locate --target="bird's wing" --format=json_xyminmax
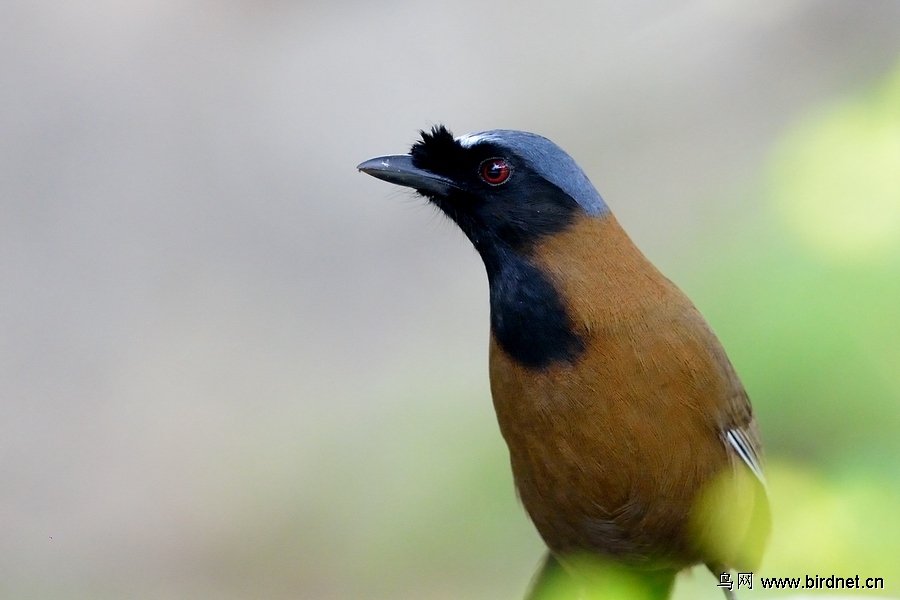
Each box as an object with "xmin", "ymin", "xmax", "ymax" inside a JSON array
[
  {"xmin": 709, "ymin": 337, "xmax": 768, "ymax": 490},
  {"xmin": 702, "ymin": 337, "xmax": 771, "ymax": 572}
]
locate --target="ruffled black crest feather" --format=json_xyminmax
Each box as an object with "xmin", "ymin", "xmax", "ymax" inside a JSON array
[{"xmin": 410, "ymin": 125, "xmax": 468, "ymax": 174}]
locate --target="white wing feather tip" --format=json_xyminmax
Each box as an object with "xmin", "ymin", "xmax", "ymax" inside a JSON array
[{"xmin": 725, "ymin": 429, "xmax": 768, "ymax": 489}]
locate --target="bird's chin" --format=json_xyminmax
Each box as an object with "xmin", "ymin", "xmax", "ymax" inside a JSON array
[{"xmin": 425, "ymin": 199, "xmax": 482, "ymax": 244}]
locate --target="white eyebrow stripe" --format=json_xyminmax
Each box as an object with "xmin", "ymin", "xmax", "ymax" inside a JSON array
[{"xmin": 456, "ymin": 132, "xmax": 500, "ymax": 148}]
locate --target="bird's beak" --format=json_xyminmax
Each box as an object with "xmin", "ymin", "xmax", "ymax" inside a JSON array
[{"xmin": 357, "ymin": 154, "xmax": 457, "ymax": 196}]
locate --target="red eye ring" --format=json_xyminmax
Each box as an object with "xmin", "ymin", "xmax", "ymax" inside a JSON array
[{"xmin": 479, "ymin": 158, "xmax": 511, "ymax": 185}]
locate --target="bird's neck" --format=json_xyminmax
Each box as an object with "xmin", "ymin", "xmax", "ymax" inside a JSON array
[
  {"xmin": 481, "ymin": 244, "xmax": 585, "ymax": 370},
  {"xmin": 529, "ymin": 213, "xmax": 680, "ymax": 327},
  {"xmin": 478, "ymin": 213, "xmax": 677, "ymax": 369}
]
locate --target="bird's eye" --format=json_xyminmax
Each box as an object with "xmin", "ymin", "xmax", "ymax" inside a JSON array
[{"xmin": 479, "ymin": 158, "xmax": 511, "ymax": 185}]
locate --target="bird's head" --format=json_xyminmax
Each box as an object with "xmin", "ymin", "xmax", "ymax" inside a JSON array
[
  {"xmin": 358, "ymin": 125, "xmax": 613, "ymax": 368},
  {"xmin": 358, "ymin": 125, "xmax": 607, "ymax": 256}
]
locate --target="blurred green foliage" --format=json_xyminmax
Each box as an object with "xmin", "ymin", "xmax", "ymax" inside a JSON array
[
  {"xmin": 679, "ymin": 58, "xmax": 900, "ymax": 595},
  {"xmin": 351, "ymin": 58, "xmax": 900, "ymax": 599}
]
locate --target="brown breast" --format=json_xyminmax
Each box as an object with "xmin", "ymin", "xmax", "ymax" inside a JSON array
[{"xmin": 488, "ymin": 214, "xmax": 740, "ymax": 568}]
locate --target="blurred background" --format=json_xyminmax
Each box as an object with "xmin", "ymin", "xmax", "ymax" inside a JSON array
[{"xmin": 2, "ymin": 1, "xmax": 899, "ymax": 598}]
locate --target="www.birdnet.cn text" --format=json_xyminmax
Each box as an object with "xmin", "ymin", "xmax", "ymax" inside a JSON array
[{"xmin": 717, "ymin": 572, "xmax": 885, "ymax": 591}]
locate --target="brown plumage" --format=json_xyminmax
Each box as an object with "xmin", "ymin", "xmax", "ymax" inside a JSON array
[
  {"xmin": 358, "ymin": 126, "xmax": 769, "ymax": 600},
  {"xmin": 492, "ymin": 214, "xmax": 767, "ymax": 597}
]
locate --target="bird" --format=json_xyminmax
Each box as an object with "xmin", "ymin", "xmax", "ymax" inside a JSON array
[{"xmin": 357, "ymin": 125, "xmax": 770, "ymax": 600}]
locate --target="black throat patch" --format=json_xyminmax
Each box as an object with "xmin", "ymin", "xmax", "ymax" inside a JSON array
[{"xmin": 485, "ymin": 248, "xmax": 585, "ymax": 370}]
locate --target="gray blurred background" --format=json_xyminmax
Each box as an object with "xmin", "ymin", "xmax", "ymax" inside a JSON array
[{"xmin": 3, "ymin": 1, "xmax": 900, "ymax": 599}]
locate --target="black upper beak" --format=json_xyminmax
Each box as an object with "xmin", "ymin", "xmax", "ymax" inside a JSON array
[{"xmin": 357, "ymin": 154, "xmax": 457, "ymax": 196}]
